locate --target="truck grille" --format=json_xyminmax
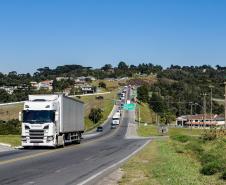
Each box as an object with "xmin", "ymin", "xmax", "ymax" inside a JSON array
[{"xmin": 29, "ymin": 130, "xmax": 44, "ymax": 143}]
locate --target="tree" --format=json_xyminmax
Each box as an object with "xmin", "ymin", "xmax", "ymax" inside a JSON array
[
  {"xmin": 99, "ymin": 81, "xmax": 106, "ymax": 89},
  {"xmin": 149, "ymin": 93, "xmax": 166, "ymax": 114},
  {"xmin": 88, "ymin": 108, "xmax": 103, "ymax": 124},
  {"xmin": 101, "ymin": 64, "xmax": 112, "ymax": 71},
  {"xmin": 118, "ymin": 61, "xmax": 128, "ymax": 70},
  {"xmin": 137, "ymin": 85, "xmax": 149, "ymax": 102}
]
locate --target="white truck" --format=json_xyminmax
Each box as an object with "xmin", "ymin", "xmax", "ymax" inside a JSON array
[
  {"xmin": 112, "ymin": 112, "xmax": 121, "ymax": 126},
  {"xmin": 19, "ymin": 94, "xmax": 84, "ymax": 148}
]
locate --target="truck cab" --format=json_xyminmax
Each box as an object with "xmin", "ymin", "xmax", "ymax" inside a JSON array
[
  {"xmin": 112, "ymin": 112, "xmax": 120, "ymax": 126},
  {"xmin": 20, "ymin": 96, "xmax": 60, "ymax": 147},
  {"xmin": 20, "ymin": 95, "xmax": 84, "ymax": 148}
]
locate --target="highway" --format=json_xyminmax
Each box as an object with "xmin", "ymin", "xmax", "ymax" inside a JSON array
[{"xmin": 0, "ymin": 111, "xmax": 149, "ymax": 185}]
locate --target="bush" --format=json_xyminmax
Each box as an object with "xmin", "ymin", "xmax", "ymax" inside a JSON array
[
  {"xmin": 88, "ymin": 108, "xmax": 103, "ymax": 124},
  {"xmin": 201, "ymin": 129, "xmax": 217, "ymax": 141},
  {"xmin": 185, "ymin": 141, "xmax": 204, "ymax": 155},
  {"xmin": 98, "ymin": 82, "xmax": 106, "ymax": 89},
  {"xmin": 200, "ymin": 153, "xmax": 216, "ymax": 165},
  {"xmin": 171, "ymin": 134, "xmax": 191, "ymax": 143},
  {"xmin": 221, "ymin": 169, "xmax": 226, "ymax": 180},
  {"xmin": 200, "ymin": 161, "xmax": 222, "ymax": 175},
  {"xmin": 0, "ymin": 119, "xmax": 21, "ymax": 135}
]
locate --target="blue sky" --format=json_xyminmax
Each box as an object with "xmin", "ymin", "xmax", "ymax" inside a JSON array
[{"xmin": 0, "ymin": 0, "xmax": 226, "ymax": 73}]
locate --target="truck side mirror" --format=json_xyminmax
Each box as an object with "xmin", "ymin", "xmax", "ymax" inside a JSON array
[
  {"xmin": 19, "ymin": 112, "xmax": 22, "ymax": 122},
  {"xmin": 55, "ymin": 111, "xmax": 59, "ymax": 122}
]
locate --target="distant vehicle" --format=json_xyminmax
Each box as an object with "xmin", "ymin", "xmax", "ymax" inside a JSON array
[
  {"xmin": 116, "ymin": 109, "xmax": 121, "ymax": 116},
  {"xmin": 126, "ymin": 100, "xmax": 131, "ymax": 104},
  {"xmin": 96, "ymin": 126, "xmax": 103, "ymax": 132},
  {"xmin": 112, "ymin": 112, "xmax": 121, "ymax": 125},
  {"xmin": 121, "ymin": 103, "xmax": 124, "ymax": 108},
  {"xmin": 111, "ymin": 123, "xmax": 117, "ymax": 129},
  {"xmin": 20, "ymin": 94, "xmax": 84, "ymax": 148},
  {"xmin": 120, "ymin": 96, "xmax": 125, "ymax": 101}
]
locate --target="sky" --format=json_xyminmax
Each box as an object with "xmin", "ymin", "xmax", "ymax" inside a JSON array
[{"xmin": 0, "ymin": 0, "xmax": 226, "ymax": 73}]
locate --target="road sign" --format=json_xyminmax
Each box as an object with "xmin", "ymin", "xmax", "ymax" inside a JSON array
[{"xmin": 123, "ymin": 103, "xmax": 136, "ymax": 111}]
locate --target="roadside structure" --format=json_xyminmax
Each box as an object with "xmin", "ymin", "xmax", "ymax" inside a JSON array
[{"xmin": 176, "ymin": 114, "xmax": 225, "ymax": 127}]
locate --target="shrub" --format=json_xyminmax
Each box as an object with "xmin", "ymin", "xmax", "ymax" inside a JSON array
[
  {"xmin": 201, "ymin": 129, "xmax": 217, "ymax": 141},
  {"xmin": 221, "ymin": 169, "xmax": 226, "ymax": 180},
  {"xmin": 185, "ymin": 141, "xmax": 203, "ymax": 155},
  {"xmin": 88, "ymin": 108, "xmax": 103, "ymax": 124},
  {"xmin": 171, "ymin": 134, "xmax": 191, "ymax": 143},
  {"xmin": 0, "ymin": 119, "xmax": 21, "ymax": 135},
  {"xmin": 98, "ymin": 82, "xmax": 106, "ymax": 89},
  {"xmin": 200, "ymin": 153, "xmax": 216, "ymax": 165},
  {"xmin": 200, "ymin": 161, "xmax": 222, "ymax": 175}
]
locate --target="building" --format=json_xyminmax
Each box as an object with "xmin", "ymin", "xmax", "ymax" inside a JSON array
[
  {"xmin": 176, "ymin": 114, "xmax": 225, "ymax": 127},
  {"xmin": 0, "ymin": 86, "xmax": 18, "ymax": 94},
  {"xmin": 38, "ymin": 80, "xmax": 53, "ymax": 90},
  {"xmin": 30, "ymin": 81, "xmax": 38, "ymax": 89},
  {"xmin": 81, "ymin": 86, "xmax": 96, "ymax": 94},
  {"xmin": 75, "ymin": 76, "xmax": 96, "ymax": 83},
  {"xmin": 56, "ymin": 77, "xmax": 73, "ymax": 81}
]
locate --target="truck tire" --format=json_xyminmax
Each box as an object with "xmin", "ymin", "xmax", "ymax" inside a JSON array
[{"xmin": 75, "ymin": 134, "xmax": 81, "ymax": 144}]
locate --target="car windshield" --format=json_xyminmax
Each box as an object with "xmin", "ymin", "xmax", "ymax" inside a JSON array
[
  {"xmin": 112, "ymin": 118, "xmax": 119, "ymax": 120},
  {"xmin": 23, "ymin": 110, "xmax": 55, "ymax": 123}
]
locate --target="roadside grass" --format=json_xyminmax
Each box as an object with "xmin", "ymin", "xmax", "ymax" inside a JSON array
[
  {"xmin": 120, "ymin": 139, "xmax": 225, "ymax": 185},
  {"xmin": 137, "ymin": 124, "xmax": 204, "ymax": 137},
  {"xmin": 0, "ymin": 103, "xmax": 23, "ymax": 121},
  {"xmin": 137, "ymin": 103, "xmax": 155, "ymax": 124},
  {"xmin": 92, "ymin": 79, "xmax": 124, "ymax": 91},
  {"xmin": 79, "ymin": 90, "xmax": 118, "ymax": 131},
  {"xmin": 137, "ymin": 124, "xmax": 161, "ymax": 136},
  {"xmin": 0, "ymin": 135, "xmax": 20, "ymax": 147},
  {"xmin": 124, "ymin": 125, "xmax": 226, "ymax": 184}
]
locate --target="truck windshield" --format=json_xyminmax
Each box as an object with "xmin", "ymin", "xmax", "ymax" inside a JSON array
[
  {"xmin": 23, "ymin": 110, "xmax": 55, "ymax": 123},
  {"xmin": 112, "ymin": 118, "xmax": 119, "ymax": 120}
]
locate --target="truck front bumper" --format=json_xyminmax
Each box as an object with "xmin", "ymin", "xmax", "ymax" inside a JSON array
[{"xmin": 22, "ymin": 141, "xmax": 55, "ymax": 147}]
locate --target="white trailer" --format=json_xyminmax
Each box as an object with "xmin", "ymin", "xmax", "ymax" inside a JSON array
[{"xmin": 20, "ymin": 94, "xmax": 84, "ymax": 148}]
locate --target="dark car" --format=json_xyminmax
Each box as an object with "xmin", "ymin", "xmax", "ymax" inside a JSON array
[
  {"xmin": 111, "ymin": 124, "xmax": 117, "ymax": 129},
  {"xmin": 96, "ymin": 126, "xmax": 103, "ymax": 132}
]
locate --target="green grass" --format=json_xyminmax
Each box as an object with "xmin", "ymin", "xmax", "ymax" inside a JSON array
[
  {"xmin": 120, "ymin": 140, "xmax": 225, "ymax": 185},
  {"xmin": 137, "ymin": 124, "xmax": 204, "ymax": 137},
  {"xmin": 123, "ymin": 125, "xmax": 226, "ymax": 185},
  {"xmin": 137, "ymin": 103, "xmax": 156, "ymax": 124},
  {"xmin": 79, "ymin": 90, "xmax": 118, "ymax": 131},
  {"xmin": 137, "ymin": 124, "xmax": 161, "ymax": 136},
  {"xmin": 0, "ymin": 135, "xmax": 20, "ymax": 147}
]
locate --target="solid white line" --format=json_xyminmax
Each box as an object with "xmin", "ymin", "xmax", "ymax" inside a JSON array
[{"xmin": 77, "ymin": 139, "xmax": 151, "ymax": 185}]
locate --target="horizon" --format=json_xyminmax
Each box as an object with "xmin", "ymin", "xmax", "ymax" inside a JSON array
[{"xmin": 1, "ymin": 0, "xmax": 226, "ymax": 73}]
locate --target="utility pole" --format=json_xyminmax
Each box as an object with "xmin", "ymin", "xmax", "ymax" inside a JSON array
[
  {"xmin": 189, "ymin": 102, "xmax": 193, "ymax": 129},
  {"xmin": 209, "ymin": 85, "xmax": 214, "ymax": 124},
  {"xmin": 138, "ymin": 106, "xmax": 141, "ymax": 127},
  {"xmin": 179, "ymin": 97, "xmax": 181, "ymax": 116},
  {"xmin": 202, "ymin": 93, "xmax": 207, "ymax": 128},
  {"xmin": 224, "ymin": 82, "xmax": 226, "ymax": 128}
]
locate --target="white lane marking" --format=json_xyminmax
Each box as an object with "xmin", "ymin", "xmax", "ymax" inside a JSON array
[
  {"xmin": 23, "ymin": 181, "xmax": 35, "ymax": 185},
  {"xmin": 77, "ymin": 139, "xmax": 151, "ymax": 185}
]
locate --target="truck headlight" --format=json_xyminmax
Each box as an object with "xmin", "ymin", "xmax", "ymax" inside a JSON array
[
  {"xmin": 21, "ymin": 136, "xmax": 27, "ymax": 141},
  {"xmin": 47, "ymin": 136, "xmax": 54, "ymax": 141}
]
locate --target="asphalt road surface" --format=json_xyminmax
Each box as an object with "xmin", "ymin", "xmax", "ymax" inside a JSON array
[{"xmin": 0, "ymin": 90, "xmax": 150, "ymax": 185}]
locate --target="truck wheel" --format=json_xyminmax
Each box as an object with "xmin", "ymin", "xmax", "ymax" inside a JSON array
[
  {"xmin": 62, "ymin": 135, "xmax": 65, "ymax": 148},
  {"xmin": 75, "ymin": 134, "xmax": 81, "ymax": 144}
]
